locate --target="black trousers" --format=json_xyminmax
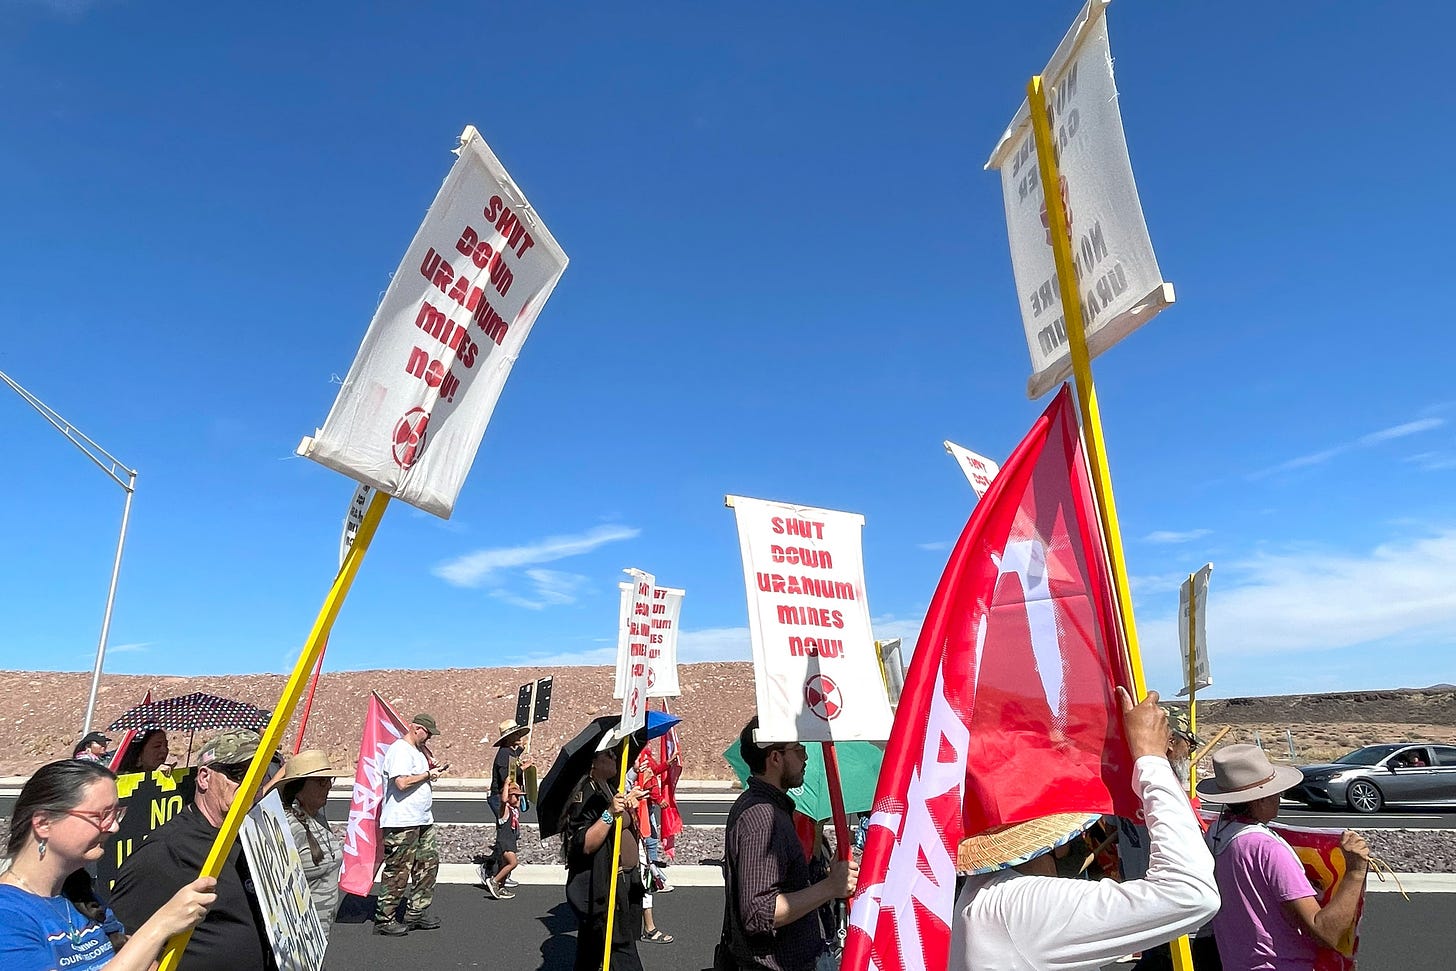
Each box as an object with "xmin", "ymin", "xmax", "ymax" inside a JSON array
[{"xmin": 572, "ymin": 872, "xmax": 643, "ymax": 971}]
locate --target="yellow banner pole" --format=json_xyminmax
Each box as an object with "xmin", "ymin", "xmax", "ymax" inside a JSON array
[
  {"xmin": 1186, "ymin": 572, "xmax": 1199, "ymax": 800},
  {"xmin": 601, "ymin": 741, "xmax": 632, "ymax": 971},
  {"xmin": 1027, "ymin": 74, "xmax": 1192, "ymax": 971},
  {"xmin": 157, "ymin": 487, "xmax": 390, "ymax": 971}
]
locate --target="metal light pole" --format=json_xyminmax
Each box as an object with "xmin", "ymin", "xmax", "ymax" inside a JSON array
[{"xmin": 0, "ymin": 370, "xmax": 138, "ymax": 735}]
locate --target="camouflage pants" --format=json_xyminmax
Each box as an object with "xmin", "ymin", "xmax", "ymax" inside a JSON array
[{"xmin": 375, "ymin": 824, "xmax": 439, "ymax": 922}]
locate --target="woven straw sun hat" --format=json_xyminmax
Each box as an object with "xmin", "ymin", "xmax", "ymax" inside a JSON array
[
  {"xmin": 956, "ymin": 812, "xmax": 1102, "ymax": 876},
  {"xmin": 494, "ymin": 720, "xmax": 530, "ymax": 747},
  {"xmin": 280, "ymin": 749, "xmax": 339, "ymax": 782},
  {"xmin": 1196, "ymin": 743, "xmax": 1303, "ymax": 803}
]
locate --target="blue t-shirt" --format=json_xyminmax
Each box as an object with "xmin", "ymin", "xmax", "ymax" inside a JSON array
[{"xmin": 0, "ymin": 884, "xmax": 118, "ymax": 970}]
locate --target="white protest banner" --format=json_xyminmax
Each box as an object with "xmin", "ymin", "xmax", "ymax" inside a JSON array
[
  {"xmin": 943, "ymin": 440, "xmax": 1001, "ymax": 499},
  {"xmin": 619, "ymin": 569, "xmax": 656, "ymax": 733},
  {"xmin": 298, "ymin": 126, "xmax": 568, "ymax": 518},
  {"xmin": 727, "ymin": 495, "xmax": 893, "ymax": 743},
  {"xmin": 614, "ymin": 582, "xmax": 684, "ymax": 699},
  {"xmin": 240, "ymin": 791, "xmax": 328, "ymax": 971},
  {"xmin": 339, "ymin": 482, "xmax": 373, "ymax": 568},
  {"xmin": 986, "ymin": 0, "xmax": 1174, "ymax": 399},
  {"xmin": 1178, "ymin": 563, "xmax": 1213, "ymax": 697}
]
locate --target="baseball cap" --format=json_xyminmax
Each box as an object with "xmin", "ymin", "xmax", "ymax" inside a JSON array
[
  {"xmin": 412, "ymin": 713, "xmax": 439, "ymax": 736},
  {"xmin": 1161, "ymin": 704, "xmax": 1203, "ymax": 748},
  {"xmin": 198, "ymin": 730, "xmax": 262, "ymax": 766}
]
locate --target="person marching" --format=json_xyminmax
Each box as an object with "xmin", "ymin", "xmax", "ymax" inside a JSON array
[
  {"xmin": 483, "ymin": 781, "xmax": 523, "ymax": 900},
  {"xmin": 564, "ymin": 741, "xmax": 648, "ymax": 971},
  {"xmin": 276, "ymin": 750, "xmax": 345, "ymax": 943},
  {"xmin": 374, "ymin": 713, "xmax": 446, "ymax": 936}
]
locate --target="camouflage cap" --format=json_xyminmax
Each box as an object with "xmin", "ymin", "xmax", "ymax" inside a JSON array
[
  {"xmin": 412, "ymin": 713, "xmax": 439, "ymax": 736},
  {"xmin": 198, "ymin": 729, "xmax": 262, "ymax": 766},
  {"xmin": 1161, "ymin": 704, "xmax": 1202, "ymax": 748}
]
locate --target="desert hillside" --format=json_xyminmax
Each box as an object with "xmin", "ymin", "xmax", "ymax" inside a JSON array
[{"xmin": 2, "ymin": 665, "xmax": 1453, "ymax": 779}]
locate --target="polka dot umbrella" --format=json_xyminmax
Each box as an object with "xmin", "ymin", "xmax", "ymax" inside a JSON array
[{"xmin": 107, "ymin": 691, "xmax": 272, "ymax": 733}]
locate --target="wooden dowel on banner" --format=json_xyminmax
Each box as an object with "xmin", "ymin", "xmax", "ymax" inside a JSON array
[
  {"xmin": 821, "ymin": 741, "xmax": 852, "ymax": 862},
  {"xmin": 157, "ymin": 488, "xmax": 391, "ymax": 971},
  {"xmin": 602, "ymin": 741, "xmax": 632, "ymax": 971},
  {"xmin": 1027, "ymin": 74, "xmax": 1191, "ymax": 971},
  {"xmin": 292, "ymin": 638, "xmax": 328, "ymax": 755}
]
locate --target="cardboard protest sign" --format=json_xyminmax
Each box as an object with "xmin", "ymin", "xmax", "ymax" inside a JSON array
[
  {"xmin": 986, "ymin": 0, "xmax": 1174, "ymax": 399},
  {"xmin": 298, "ymin": 126, "xmax": 568, "ymax": 518},
  {"xmin": 1178, "ymin": 563, "xmax": 1213, "ymax": 697},
  {"xmin": 339, "ymin": 692, "xmax": 408, "ymax": 896},
  {"xmin": 943, "ymin": 440, "xmax": 1001, "ymax": 499},
  {"xmin": 618, "ymin": 570, "xmax": 656, "ymax": 733},
  {"xmin": 614, "ymin": 582, "xmax": 684, "ymax": 698},
  {"xmin": 97, "ymin": 768, "xmax": 195, "ymax": 892},
  {"xmin": 728, "ymin": 495, "xmax": 893, "ymax": 743},
  {"xmin": 240, "ymin": 790, "xmax": 328, "ymax": 971}
]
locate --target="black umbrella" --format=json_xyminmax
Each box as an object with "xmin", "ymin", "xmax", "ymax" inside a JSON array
[
  {"xmin": 107, "ymin": 692, "xmax": 271, "ymax": 733},
  {"xmin": 537, "ymin": 715, "xmax": 653, "ymax": 839}
]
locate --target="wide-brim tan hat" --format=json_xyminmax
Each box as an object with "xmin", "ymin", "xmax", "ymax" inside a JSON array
[
  {"xmin": 494, "ymin": 721, "xmax": 530, "ymax": 747},
  {"xmin": 957, "ymin": 812, "xmax": 1101, "ymax": 876},
  {"xmin": 1196, "ymin": 743, "xmax": 1303, "ymax": 803},
  {"xmin": 280, "ymin": 749, "xmax": 339, "ymax": 782}
]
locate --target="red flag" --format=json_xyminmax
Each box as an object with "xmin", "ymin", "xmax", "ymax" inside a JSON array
[
  {"xmin": 339, "ymin": 692, "xmax": 408, "ymax": 896},
  {"xmin": 107, "ymin": 690, "xmax": 153, "ymax": 772},
  {"xmin": 843, "ymin": 385, "xmax": 1135, "ymax": 971}
]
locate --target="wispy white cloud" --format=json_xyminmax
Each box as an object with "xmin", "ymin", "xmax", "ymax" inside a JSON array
[
  {"xmin": 917, "ymin": 541, "xmax": 951, "ymax": 551},
  {"xmin": 1143, "ymin": 529, "xmax": 1212, "ymax": 545},
  {"xmin": 107, "ymin": 642, "xmax": 151, "ymax": 654},
  {"xmin": 1405, "ymin": 450, "xmax": 1456, "ymax": 472},
  {"xmin": 1136, "ymin": 529, "xmax": 1456, "ymax": 678},
  {"xmin": 489, "ymin": 569, "xmax": 590, "ymax": 610},
  {"xmin": 504, "ymin": 644, "xmax": 620, "ymax": 666},
  {"xmin": 1248, "ymin": 416, "xmax": 1446, "ymax": 480},
  {"xmin": 433, "ymin": 524, "xmax": 639, "ymax": 589}
]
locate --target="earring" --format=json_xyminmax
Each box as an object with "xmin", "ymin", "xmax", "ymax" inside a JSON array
[{"xmin": 37, "ymin": 839, "xmax": 47, "ymax": 861}]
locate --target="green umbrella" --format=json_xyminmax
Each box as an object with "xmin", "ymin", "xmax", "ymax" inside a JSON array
[{"xmin": 722, "ymin": 738, "xmax": 884, "ymax": 822}]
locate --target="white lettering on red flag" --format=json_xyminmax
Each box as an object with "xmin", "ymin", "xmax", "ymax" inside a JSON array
[
  {"xmin": 618, "ymin": 569, "xmax": 656, "ymax": 734},
  {"xmin": 728, "ymin": 497, "xmax": 892, "ymax": 743},
  {"xmin": 339, "ymin": 693, "xmax": 407, "ymax": 896},
  {"xmin": 614, "ymin": 582, "xmax": 684, "ymax": 699},
  {"xmin": 298, "ymin": 125, "xmax": 568, "ymax": 518},
  {"xmin": 843, "ymin": 385, "xmax": 1135, "ymax": 971}
]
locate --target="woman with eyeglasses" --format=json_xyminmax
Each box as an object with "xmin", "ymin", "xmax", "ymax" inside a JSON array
[{"xmin": 0, "ymin": 759, "xmax": 215, "ymax": 971}]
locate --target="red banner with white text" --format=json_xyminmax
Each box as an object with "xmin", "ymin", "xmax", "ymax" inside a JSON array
[
  {"xmin": 339, "ymin": 693, "xmax": 409, "ymax": 896},
  {"xmin": 843, "ymin": 385, "xmax": 1134, "ymax": 971}
]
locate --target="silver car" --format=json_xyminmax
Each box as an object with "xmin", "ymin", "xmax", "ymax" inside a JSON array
[{"xmin": 1290, "ymin": 743, "xmax": 1456, "ymax": 813}]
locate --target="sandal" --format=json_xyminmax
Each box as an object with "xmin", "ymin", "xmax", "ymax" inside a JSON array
[{"xmin": 642, "ymin": 929, "xmax": 674, "ymax": 944}]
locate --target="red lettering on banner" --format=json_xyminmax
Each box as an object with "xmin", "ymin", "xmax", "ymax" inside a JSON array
[
  {"xmin": 470, "ymin": 295, "xmax": 509, "ymax": 347},
  {"xmin": 414, "ymin": 302, "xmax": 479, "ymax": 370},
  {"xmin": 770, "ymin": 517, "xmax": 826, "ymax": 539},
  {"xmin": 483, "ymin": 195, "xmax": 537, "ymax": 259},
  {"xmin": 755, "ymin": 573, "xmax": 858, "ymax": 600},
  {"xmin": 770, "ymin": 545, "xmax": 833, "ymax": 569},
  {"xmin": 404, "ymin": 346, "xmax": 462, "ymax": 402},
  {"xmin": 788, "ymin": 636, "xmax": 843, "ymax": 658},
  {"xmin": 775, "ymin": 604, "xmax": 845, "ymax": 628}
]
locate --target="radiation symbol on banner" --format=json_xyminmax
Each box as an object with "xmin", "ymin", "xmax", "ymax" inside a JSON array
[
  {"xmin": 804, "ymin": 674, "xmax": 842, "ymax": 721},
  {"xmin": 647, "ymin": 666, "xmax": 656, "ymax": 690},
  {"xmin": 1040, "ymin": 174, "xmax": 1073, "ymax": 246},
  {"xmin": 392, "ymin": 408, "xmax": 430, "ymax": 469}
]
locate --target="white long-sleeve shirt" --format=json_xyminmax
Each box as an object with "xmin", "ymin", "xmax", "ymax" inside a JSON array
[{"xmin": 950, "ymin": 756, "xmax": 1219, "ymax": 971}]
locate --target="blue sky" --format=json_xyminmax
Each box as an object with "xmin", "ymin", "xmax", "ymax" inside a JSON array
[{"xmin": 2, "ymin": 1, "xmax": 1454, "ymax": 699}]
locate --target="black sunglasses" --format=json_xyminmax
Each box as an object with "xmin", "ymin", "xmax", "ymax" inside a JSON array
[{"xmin": 211, "ymin": 762, "xmax": 251, "ymax": 783}]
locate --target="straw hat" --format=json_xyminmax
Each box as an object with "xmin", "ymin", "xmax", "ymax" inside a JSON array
[
  {"xmin": 1196, "ymin": 744, "xmax": 1302, "ymax": 803},
  {"xmin": 494, "ymin": 720, "xmax": 530, "ymax": 747},
  {"xmin": 956, "ymin": 812, "xmax": 1101, "ymax": 876},
  {"xmin": 279, "ymin": 749, "xmax": 339, "ymax": 782}
]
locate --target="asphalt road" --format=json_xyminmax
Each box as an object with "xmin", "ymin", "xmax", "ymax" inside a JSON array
[{"xmin": 321, "ymin": 883, "xmax": 1446, "ymax": 971}]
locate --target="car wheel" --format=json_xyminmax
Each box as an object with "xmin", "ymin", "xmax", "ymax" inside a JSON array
[{"xmin": 1347, "ymin": 780, "xmax": 1384, "ymax": 814}]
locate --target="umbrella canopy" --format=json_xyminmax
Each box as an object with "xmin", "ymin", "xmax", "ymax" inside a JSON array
[
  {"xmin": 538, "ymin": 715, "xmax": 669, "ymax": 839},
  {"xmin": 722, "ymin": 739, "xmax": 884, "ymax": 823},
  {"xmin": 107, "ymin": 692, "xmax": 271, "ymax": 733}
]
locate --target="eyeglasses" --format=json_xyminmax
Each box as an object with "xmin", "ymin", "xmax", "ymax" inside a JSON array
[
  {"xmin": 65, "ymin": 806, "xmax": 127, "ymax": 830},
  {"xmin": 208, "ymin": 763, "xmax": 251, "ymax": 783},
  {"xmin": 772, "ymin": 744, "xmax": 809, "ymax": 760}
]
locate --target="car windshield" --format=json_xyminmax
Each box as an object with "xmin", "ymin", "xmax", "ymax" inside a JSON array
[{"xmin": 1334, "ymin": 745, "xmax": 1403, "ymax": 766}]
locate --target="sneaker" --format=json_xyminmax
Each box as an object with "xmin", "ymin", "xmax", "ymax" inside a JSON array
[
  {"xmin": 656, "ymin": 881, "xmax": 675, "ymax": 893},
  {"xmin": 503, "ymin": 877, "xmax": 519, "ymax": 888},
  {"xmin": 483, "ymin": 877, "xmax": 501, "ymax": 900},
  {"xmin": 406, "ymin": 914, "xmax": 441, "ymax": 931},
  {"xmin": 373, "ymin": 920, "xmax": 409, "ymax": 936},
  {"xmin": 476, "ymin": 863, "xmax": 492, "ymax": 886},
  {"xmin": 497, "ymin": 887, "xmax": 517, "ymax": 899}
]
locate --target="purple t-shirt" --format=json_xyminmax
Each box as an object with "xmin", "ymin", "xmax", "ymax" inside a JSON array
[{"xmin": 1210, "ymin": 826, "xmax": 1319, "ymax": 970}]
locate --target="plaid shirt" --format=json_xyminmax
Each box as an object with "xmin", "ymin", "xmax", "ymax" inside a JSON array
[{"xmin": 723, "ymin": 777, "xmax": 828, "ymax": 971}]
